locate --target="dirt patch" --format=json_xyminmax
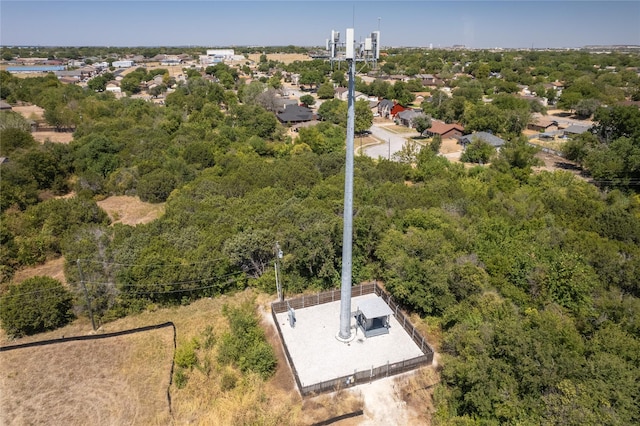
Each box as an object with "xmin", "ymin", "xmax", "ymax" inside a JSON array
[
  {"xmin": 0, "ymin": 326, "xmax": 174, "ymax": 425},
  {"xmin": 261, "ymin": 309, "xmax": 296, "ymax": 394},
  {"xmin": 439, "ymin": 137, "xmax": 463, "ymax": 155},
  {"xmin": 121, "ymin": 63, "xmax": 185, "ymax": 78},
  {"xmin": 96, "ymin": 195, "xmax": 165, "ymax": 226},
  {"xmin": 12, "ymin": 104, "xmax": 44, "ymax": 121},
  {"xmin": 32, "ymin": 130, "xmax": 74, "ymax": 144},
  {"xmin": 12, "ymin": 257, "xmax": 67, "ymax": 286},
  {"xmin": 533, "ymin": 151, "xmax": 587, "ymax": 180}
]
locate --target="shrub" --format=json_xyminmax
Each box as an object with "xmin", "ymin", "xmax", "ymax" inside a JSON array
[
  {"xmin": 174, "ymin": 368, "xmax": 188, "ymax": 389},
  {"xmin": 0, "ymin": 276, "xmax": 74, "ymax": 337},
  {"xmin": 175, "ymin": 338, "xmax": 200, "ymax": 369},
  {"xmin": 217, "ymin": 302, "xmax": 277, "ymax": 380}
]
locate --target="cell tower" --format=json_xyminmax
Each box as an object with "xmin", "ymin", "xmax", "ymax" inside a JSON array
[{"xmin": 327, "ymin": 25, "xmax": 381, "ymax": 342}]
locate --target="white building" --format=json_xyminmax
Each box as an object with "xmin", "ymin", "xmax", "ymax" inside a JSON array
[
  {"xmin": 112, "ymin": 60, "xmax": 134, "ymax": 68},
  {"xmin": 200, "ymin": 49, "xmax": 236, "ymax": 65}
]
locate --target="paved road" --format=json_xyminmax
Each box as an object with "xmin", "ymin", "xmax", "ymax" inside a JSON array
[{"xmin": 362, "ymin": 124, "xmax": 422, "ymax": 160}]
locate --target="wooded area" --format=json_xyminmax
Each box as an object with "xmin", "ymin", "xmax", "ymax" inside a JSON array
[{"xmin": 1, "ymin": 47, "xmax": 639, "ymax": 423}]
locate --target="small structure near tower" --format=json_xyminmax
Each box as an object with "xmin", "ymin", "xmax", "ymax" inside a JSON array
[{"xmin": 354, "ymin": 298, "xmax": 393, "ymax": 338}]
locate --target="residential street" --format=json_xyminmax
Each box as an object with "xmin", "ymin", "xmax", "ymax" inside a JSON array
[{"xmin": 362, "ymin": 124, "xmax": 422, "ymax": 160}]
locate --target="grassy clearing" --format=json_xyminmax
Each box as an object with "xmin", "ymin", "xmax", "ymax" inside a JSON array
[
  {"xmin": 383, "ymin": 125, "xmax": 421, "ymax": 135},
  {"xmin": 529, "ymin": 138, "xmax": 566, "ymax": 152},
  {"xmin": 0, "ymin": 289, "xmax": 378, "ymax": 425}
]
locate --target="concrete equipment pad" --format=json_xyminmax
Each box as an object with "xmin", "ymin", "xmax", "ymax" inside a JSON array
[{"xmin": 274, "ymin": 293, "xmax": 425, "ymax": 388}]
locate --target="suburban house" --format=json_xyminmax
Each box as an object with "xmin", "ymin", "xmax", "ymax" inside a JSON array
[
  {"xmin": 395, "ymin": 109, "xmax": 427, "ymax": 128},
  {"xmin": 415, "ymin": 74, "xmax": 442, "ymax": 87},
  {"xmin": 423, "ymin": 120, "xmax": 465, "ymax": 139},
  {"xmin": 106, "ymin": 82, "xmax": 122, "ymax": 94},
  {"xmin": 277, "ymin": 104, "xmax": 314, "ymax": 124},
  {"xmin": 459, "ymin": 131, "xmax": 506, "ymax": 149},
  {"xmin": 389, "ymin": 103, "xmax": 408, "ymax": 118},
  {"xmin": 563, "ymin": 124, "xmax": 592, "ymax": 137},
  {"xmin": 377, "ymin": 99, "xmax": 408, "ymax": 119},
  {"xmin": 378, "ymin": 99, "xmax": 394, "ymax": 118},
  {"xmin": 528, "ymin": 117, "xmax": 558, "ymax": 132},
  {"xmin": 334, "ymin": 88, "xmax": 369, "ymax": 102}
]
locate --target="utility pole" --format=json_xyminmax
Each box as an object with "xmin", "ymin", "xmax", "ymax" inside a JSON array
[
  {"xmin": 274, "ymin": 242, "xmax": 283, "ymax": 302},
  {"xmin": 76, "ymin": 259, "xmax": 96, "ymax": 331}
]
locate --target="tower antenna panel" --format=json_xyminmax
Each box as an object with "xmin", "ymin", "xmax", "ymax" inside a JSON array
[{"xmin": 345, "ymin": 28, "xmax": 355, "ymax": 59}]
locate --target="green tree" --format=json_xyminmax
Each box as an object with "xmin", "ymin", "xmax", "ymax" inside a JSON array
[
  {"xmin": 87, "ymin": 75, "xmax": 108, "ymax": 92},
  {"xmin": 222, "ymin": 229, "xmax": 274, "ymax": 278},
  {"xmin": 0, "ymin": 127, "xmax": 38, "ymax": 156},
  {"xmin": 413, "ymin": 115, "xmax": 432, "ymax": 135},
  {"xmin": 317, "ymin": 83, "xmax": 335, "ymax": 99},
  {"xmin": 574, "ymin": 98, "xmax": 600, "ymax": 119},
  {"xmin": 331, "ymin": 70, "xmax": 346, "ymax": 87},
  {"xmin": 592, "ymin": 104, "xmax": 640, "ymax": 143},
  {"xmin": 299, "ymin": 94, "xmax": 315, "ymax": 107},
  {"xmin": 355, "ymin": 99, "xmax": 374, "ymax": 134},
  {"xmin": 137, "ymin": 169, "xmax": 178, "ymax": 203},
  {"xmin": 0, "ymin": 276, "xmax": 74, "ymax": 337},
  {"xmin": 461, "ymin": 138, "xmax": 496, "ymax": 164},
  {"xmin": 558, "ymin": 91, "xmax": 582, "ymax": 112},
  {"xmin": 492, "ymin": 136, "xmax": 541, "ymax": 179}
]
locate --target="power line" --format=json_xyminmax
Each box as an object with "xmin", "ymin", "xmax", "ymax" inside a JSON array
[
  {"xmin": 76, "ymin": 256, "xmax": 232, "ymax": 268},
  {"xmin": 1, "ymin": 268, "xmax": 256, "ymax": 301}
]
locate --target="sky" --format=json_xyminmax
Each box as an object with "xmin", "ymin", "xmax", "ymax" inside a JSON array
[{"xmin": 1, "ymin": 1, "xmax": 639, "ymax": 49}]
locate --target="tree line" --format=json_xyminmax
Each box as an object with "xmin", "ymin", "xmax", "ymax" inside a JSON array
[{"xmin": 1, "ymin": 51, "xmax": 639, "ymax": 423}]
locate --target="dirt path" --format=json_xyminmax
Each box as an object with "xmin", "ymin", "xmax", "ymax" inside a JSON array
[{"xmin": 356, "ymin": 376, "xmax": 416, "ymax": 425}]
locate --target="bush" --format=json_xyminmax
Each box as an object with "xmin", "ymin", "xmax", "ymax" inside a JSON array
[
  {"xmin": 175, "ymin": 338, "xmax": 200, "ymax": 369},
  {"xmin": 217, "ymin": 302, "xmax": 277, "ymax": 380},
  {"xmin": 137, "ymin": 169, "xmax": 177, "ymax": 203},
  {"xmin": 0, "ymin": 276, "xmax": 74, "ymax": 337},
  {"xmin": 174, "ymin": 368, "xmax": 188, "ymax": 389}
]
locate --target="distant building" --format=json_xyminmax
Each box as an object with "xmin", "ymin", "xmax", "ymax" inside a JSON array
[
  {"xmin": 200, "ymin": 49, "xmax": 236, "ymax": 65},
  {"xmin": 6, "ymin": 65, "xmax": 66, "ymax": 73},
  {"xmin": 528, "ymin": 117, "xmax": 558, "ymax": 132},
  {"xmin": 112, "ymin": 60, "xmax": 134, "ymax": 68},
  {"xmin": 562, "ymin": 125, "xmax": 592, "ymax": 137},
  {"xmin": 459, "ymin": 131, "xmax": 506, "ymax": 149},
  {"xmin": 395, "ymin": 109, "xmax": 427, "ymax": 128},
  {"xmin": 423, "ymin": 120, "xmax": 465, "ymax": 139},
  {"xmin": 277, "ymin": 104, "xmax": 314, "ymax": 124}
]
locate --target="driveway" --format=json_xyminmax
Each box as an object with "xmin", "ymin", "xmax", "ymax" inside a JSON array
[{"xmin": 363, "ymin": 124, "xmax": 422, "ymax": 160}]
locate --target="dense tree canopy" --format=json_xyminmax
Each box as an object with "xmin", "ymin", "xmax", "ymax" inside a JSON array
[{"xmin": 1, "ymin": 51, "xmax": 640, "ymax": 422}]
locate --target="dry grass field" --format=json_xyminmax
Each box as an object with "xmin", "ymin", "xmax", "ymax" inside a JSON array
[
  {"xmin": 0, "ymin": 290, "xmax": 386, "ymax": 425},
  {"xmin": 96, "ymin": 195, "xmax": 165, "ymax": 226},
  {"xmin": 0, "ymin": 325, "xmax": 174, "ymax": 425},
  {"xmin": 247, "ymin": 53, "xmax": 312, "ymax": 64},
  {"xmin": 11, "ymin": 257, "xmax": 67, "ymax": 286}
]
